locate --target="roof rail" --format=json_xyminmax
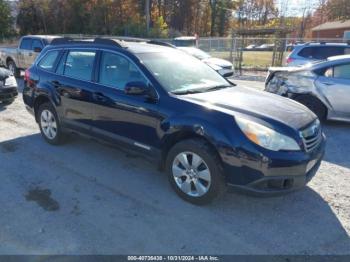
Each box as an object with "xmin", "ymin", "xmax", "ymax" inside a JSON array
[
  {"xmin": 50, "ymin": 37, "xmax": 124, "ymax": 48},
  {"xmin": 147, "ymin": 40, "xmax": 176, "ymax": 48}
]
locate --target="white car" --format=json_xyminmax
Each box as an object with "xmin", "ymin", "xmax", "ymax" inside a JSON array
[{"xmin": 178, "ymin": 47, "xmax": 234, "ymax": 77}]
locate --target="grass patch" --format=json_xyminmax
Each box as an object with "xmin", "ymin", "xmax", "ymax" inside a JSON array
[{"xmin": 208, "ymin": 51, "xmax": 291, "ymax": 69}]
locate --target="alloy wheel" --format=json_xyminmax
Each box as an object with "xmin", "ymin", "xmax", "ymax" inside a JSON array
[
  {"xmin": 172, "ymin": 151, "xmax": 211, "ymax": 197},
  {"xmin": 40, "ymin": 109, "xmax": 57, "ymax": 140}
]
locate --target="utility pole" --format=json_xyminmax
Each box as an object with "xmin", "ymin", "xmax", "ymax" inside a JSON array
[{"xmin": 145, "ymin": 0, "xmax": 150, "ymax": 35}]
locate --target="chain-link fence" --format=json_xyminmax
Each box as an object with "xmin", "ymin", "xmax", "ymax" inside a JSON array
[{"xmin": 1, "ymin": 34, "xmax": 348, "ymax": 75}]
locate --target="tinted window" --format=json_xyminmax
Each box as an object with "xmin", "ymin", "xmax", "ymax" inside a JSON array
[
  {"xmin": 63, "ymin": 51, "xmax": 96, "ymax": 81},
  {"xmin": 32, "ymin": 39, "xmax": 43, "ymax": 50},
  {"xmin": 20, "ymin": 38, "xmax": 32, "ymax": 50},
  {"xmin": 99, "ymin": 52, "xmax": 146, "ymax": 90},
  {"xmin": 38, "ymin": 50, "xmax": 60, "ymax": 71},
  {"xmin": 334, "ymin": 64, "xmax": 350, "ymax": 79},
  {"xmin": 298, "ymin": 46, "xmax": 345, "ymax": 59}
]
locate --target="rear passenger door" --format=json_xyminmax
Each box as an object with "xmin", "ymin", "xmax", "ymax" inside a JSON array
[
  {"xmin": 53, "ymin": 49, "xmax": 97, "ymax": 132},
  {"xmin": 316, "ymin": 63, "xmax": 350, "ymax": 118}
]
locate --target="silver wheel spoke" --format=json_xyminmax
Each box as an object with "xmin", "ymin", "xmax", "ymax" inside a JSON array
[
  {"xmin": 191, "ymin": 153, "xmax": 202, "ymax": 169},
  {"xmin": 197, "ymin": 169, "xmax": 210, "ymax": 181},
  {"xmin": 177, "ymin": 153, "xmax": 190, "ymax": 169},
  {"xmin": 193, "ymin": 180, "xmax": 207, "ymax": 196},
  {"xmin": 180, "ymin": 180, "xmax": 191, "ymax": 194},
  {"xmin": 172, "ymin": 165, "xmax": 185, "ymax": 178}
]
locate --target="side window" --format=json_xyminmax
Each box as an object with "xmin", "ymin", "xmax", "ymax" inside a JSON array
[
  {"xmin": 345, "ymin": 48, "xmax": 350, "ymax": 55},
  {"xmin": 333, "ymin": 64, "xmax": 350, "ymax": 79},
  {"xmin": 298, "ymin": 47, "xmax": 313, "ymax": 58},
  {"xmin": 38, "ymin": 50, "xmax": 60, "ymax": 71},
  {"xmin": 32, "ymin": 39, "xmax": 43, "ymax": 51},
  {"xmin": 99, "ymin": 52, "xmax": 147, "ymax": 90},
  {"xmin": 63, "ymin": 51, "xmax": 96, "ymax": 81},
  {"xmin": 20, "ymin": 38, "xmax": 32, "ymax": 50}
]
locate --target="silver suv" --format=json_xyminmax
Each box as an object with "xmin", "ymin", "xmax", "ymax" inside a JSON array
[
  {"xmin": 286, "ymin": 42, "xmax": 350, "ymax": 66},
  {"xmin": 266, "ymin": 55, "xmax": 350, "ymax": 122}
]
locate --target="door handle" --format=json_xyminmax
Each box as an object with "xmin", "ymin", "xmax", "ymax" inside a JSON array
[
  {"xmin": 51, "ymin": 80, "xmax": 61, "ymax": 87},
  {"xmin": 28, "ymin": 52, "xmax": 33, "ymax": 56},
  {"xmin": 93, "ymin": 92, "xmax": 107, "ymax": 102}
]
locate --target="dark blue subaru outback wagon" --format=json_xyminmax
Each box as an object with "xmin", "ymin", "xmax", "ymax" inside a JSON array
[{"xmin": 23, "ymin": 38, "xmax": 325, "ymax": 204}]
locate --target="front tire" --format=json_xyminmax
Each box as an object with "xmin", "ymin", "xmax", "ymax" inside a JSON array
[
  {"xmin": 38, "ymin": 102, "xmax": 65, "ymax": 145},
  {"xmin": 165, "ymin": 139, "xmax": 226, "ymax": 205}
]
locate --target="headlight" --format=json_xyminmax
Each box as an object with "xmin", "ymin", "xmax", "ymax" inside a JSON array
[
  {"xmin": 4, "ymin": 76, "xmax": 17, "ymax": 86},
  {"xmin": 236, "ymin": 117, "xmax": 300, "ymax": 151}
]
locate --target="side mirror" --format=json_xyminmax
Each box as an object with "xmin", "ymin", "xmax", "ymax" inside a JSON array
[
  {"xmin": 124, "ymin": 81, "xmax": 149, "ymax": 96},
  {"xmin": 33, "ymin": 47, "xmax": 42, "ymax": 53}
]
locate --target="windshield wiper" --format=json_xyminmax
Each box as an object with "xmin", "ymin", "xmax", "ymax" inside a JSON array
[
  {"xmin": 171, "ymin": 85, "xmax": 232, "ymax": 95},
  {"xmin": 171, "ymin": 89, "xmax": 205, "ymax": 95},
  {"xmin": 203, "ymin": 85, "xmax": 232, "ymax": 92}
]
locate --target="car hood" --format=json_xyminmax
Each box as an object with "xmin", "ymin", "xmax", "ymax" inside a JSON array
[
  {"xmin": 202, "ymin": 57, "xmax": 232, "ymax": 67},
  {"xmin": 180, "ymin": 86, "xmax": 316, "ymax": 130}
]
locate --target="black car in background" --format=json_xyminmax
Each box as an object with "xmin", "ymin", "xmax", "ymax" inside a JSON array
[
  {"xmin": 23, "ymin": 38, "xmax": 325, "ymax": 204},
  {"xmin": 0, "ymin": 68, "xmax": 18, "ymax": 105}
]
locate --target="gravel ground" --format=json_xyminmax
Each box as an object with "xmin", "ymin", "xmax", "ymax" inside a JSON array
[{"xmin": 0, "ymin": 78, "xmax": 349, "ymax": 255}]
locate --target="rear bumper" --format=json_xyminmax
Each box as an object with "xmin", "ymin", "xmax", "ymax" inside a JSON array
[{"xmin": 0, "ymin": 86, "xmax": 18, "ymax": 102}]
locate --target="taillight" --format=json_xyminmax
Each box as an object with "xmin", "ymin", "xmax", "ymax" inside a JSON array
[
  {"xmin": 286, "ymin": 57, "xmax": 294, "ymax": 64},
  {"xmin": 24, "ymin": 69, "xmax": 30, "ymax": 82}
]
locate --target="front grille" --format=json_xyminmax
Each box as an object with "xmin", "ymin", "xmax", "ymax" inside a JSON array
[{"xmin": 300, "ymin": 120, "xmax": 322, "ymax": 152}]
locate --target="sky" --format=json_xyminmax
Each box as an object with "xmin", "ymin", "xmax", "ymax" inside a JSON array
[{"xmin": 276, "ymin": 0, "xmax": 321, "ymax": 16}]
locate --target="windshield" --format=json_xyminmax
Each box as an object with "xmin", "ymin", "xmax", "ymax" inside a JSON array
[
  {"xmin": 138, "ymin": 51, "xmax": 229, "ymax": 94},
  {"xmin": 179, "ymin": 47, "xmax": 211, "ymax": 60}
]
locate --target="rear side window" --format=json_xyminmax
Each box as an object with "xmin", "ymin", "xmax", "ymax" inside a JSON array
[
  {"xmin": 298, "ymin": 46, "xmax": 345, "ymax": 59},
  {"xmin": 32, "ymin": 39, "xmax": 43, "ymax": 50},
  {"xmin": 334, "ymin": 64, "xmax": 350, "ymax": 79},
  {"xmin": 99, "ymin": 51, "xmax": 146, "ymax": 89},
  {"xmin": 20, "ymin": 38, "xmax": 32, "ymax": 50},
  {"xmin": 63, "ymin": 51, "xmax": 96, "ymax": 81},
  {"xmin": 38, "ymin": 50, "xmax": 60, "ymax": 71}
]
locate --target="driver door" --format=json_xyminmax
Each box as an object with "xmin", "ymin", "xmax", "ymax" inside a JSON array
[{"xmin": 90, "ymin": 51, "xmax": 162, "ymax": 153}]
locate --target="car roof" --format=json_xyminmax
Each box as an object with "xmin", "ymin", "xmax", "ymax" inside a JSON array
[
  {"xmin": 327, "ymin": 54, "xmax": 350, "ymax": 62},
  {"xmin": 46, "ymin": 38, "xmax": 177, "ymax": 54}
]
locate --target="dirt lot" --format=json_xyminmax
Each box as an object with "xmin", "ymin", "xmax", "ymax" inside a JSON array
[{"xmin": 0, "ymin": 78, "xmax": 349, "ymax": 254}]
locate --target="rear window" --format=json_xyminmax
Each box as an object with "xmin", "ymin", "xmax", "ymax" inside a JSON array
[
  {"xmin": 20, "ymin": 38, "xmax": 32, "ymax": 50},
  {"xmin": 298, "ymin": 46, "xmax": 346, "ymax": 59},
  {"xmin": 32, "ymin": 39, "xmax": 43, "ymax": 51},
  {"xmin": 63, "ymin": 50, "xmax": 96, "ymax": 81},
  {"xmin": 38, "ymin": 50, "xmax": 60, "ymax": 71}
]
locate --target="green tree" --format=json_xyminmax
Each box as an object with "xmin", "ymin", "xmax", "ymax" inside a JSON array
[{"xmin": 0, "ymin": 0, "xmax": 14, "ymax": 38}]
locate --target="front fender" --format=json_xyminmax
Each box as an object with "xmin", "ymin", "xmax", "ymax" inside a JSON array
[{"xmin": 159, "ymin": 115, "xmax": 234, "ymax": 157}]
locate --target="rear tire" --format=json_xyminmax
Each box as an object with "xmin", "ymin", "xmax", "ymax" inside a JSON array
[
  {"xmin": 7, "ymin": 60, "xmax": 20, "ymax": 78},
  {"xmin": 294, "ymin": 95, "xmax": 327, "ymax": 121},
  {"xmin": 37, "ymin": 102, "xmax": 66, "ymax": 145},
  {"xmin": 165, "ymin": 138, "xmax": 226, "ymax": 205}
]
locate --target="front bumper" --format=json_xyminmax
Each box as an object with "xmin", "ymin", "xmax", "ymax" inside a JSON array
[
  {"xmin": 223, "ymin": 133, "xmax": 326, "ymax": 196},
  {"xmin": 0, "ymin": 86, "xmax": 18, "ymax": 102}
]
